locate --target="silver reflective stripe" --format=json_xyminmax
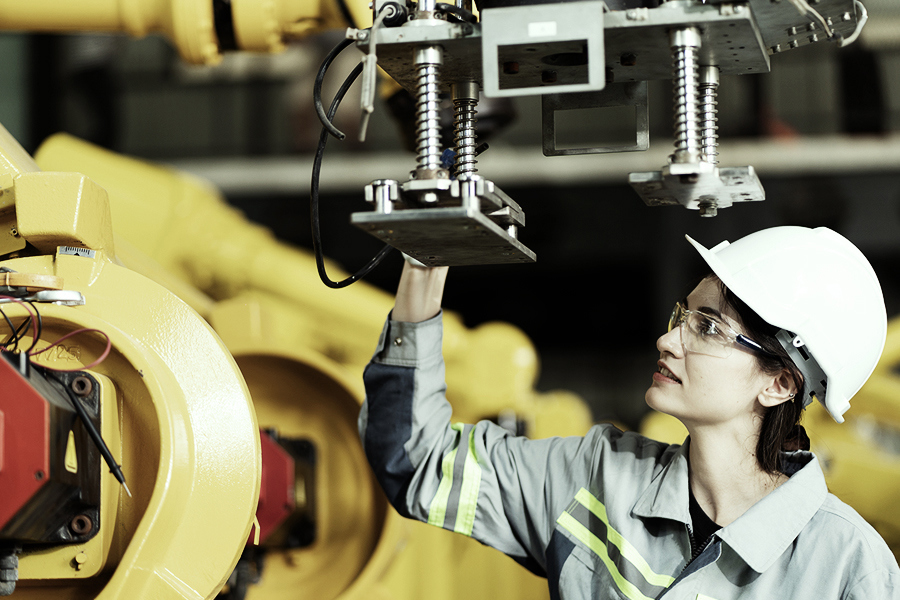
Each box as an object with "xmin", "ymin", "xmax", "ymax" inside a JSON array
[
  {"xmin": 557, "ymin": 488, "xmax": 674, "ymax": 600},
  {"xmin": 428, "ymin": 424, "xmax": 481, "ymax": 536}
]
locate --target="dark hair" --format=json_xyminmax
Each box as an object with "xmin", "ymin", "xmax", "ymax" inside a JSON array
[{"xmin": 714, "ymin": 277, "xmax": 809, "ymax": 474}]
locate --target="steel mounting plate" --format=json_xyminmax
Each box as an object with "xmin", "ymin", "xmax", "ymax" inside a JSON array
[
  {"xmin": 628, "ymin": 165, "xmax": 765, "ymax": 210},
  {"xmin": 351, "ymin": 207, "xmax": 536, "ymax": 266}
]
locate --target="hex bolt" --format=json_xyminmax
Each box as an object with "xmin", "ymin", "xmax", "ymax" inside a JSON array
[
  {"xmin": 699, "ymin": 199, "xmax": 718, "ymax": 218},
  {"xmin": 71, "ymin": 375, "xmax": 93, "ymax": 397}
]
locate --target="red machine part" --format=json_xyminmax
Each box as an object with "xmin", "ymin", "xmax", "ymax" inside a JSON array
[
  {"xmin": 0, "ymin": 356, "xmax": 51, "ymax": 532},
  {"xmin": 252, "ymin": 430, "xmax": 296, "ymax": 545}
]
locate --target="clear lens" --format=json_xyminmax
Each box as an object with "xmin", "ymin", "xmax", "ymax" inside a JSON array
[{"xmin": 669, "ymin": 302, "xmax": 734, "ymax": 358}]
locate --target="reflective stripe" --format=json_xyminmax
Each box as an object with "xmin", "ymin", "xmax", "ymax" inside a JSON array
[
  {"xmin": 428, "ymin": 423, "xmax": 481, "ymax": 536},
  {"xmin": 427, "ymin": 424, "xmax": 462, "ymax": 527},
  {"xmin": 696, "ymin": 595, "xmax": 719, "ymax": 600},
  {"xmin": 453, "ymin": 425, "xmax": 481, "ymax": 536},
  {"xmin": 556, "ymin": 487, "xmax": 674, "ymax": 600},
  {"xmin": 574, "ymin": 489, "xmax": 675, "ymax": 588},
  {"xmin": 557, "ymin": 513, "xmax": 655, "ymax": 600}
]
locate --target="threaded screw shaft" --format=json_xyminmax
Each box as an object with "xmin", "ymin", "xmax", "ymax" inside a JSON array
[
  {"xmin": 414, "ymin": 47, "xmax": 443, "ymax": 171},
  {"xmin": 699, "ymin": 66, "xmax": 719, "ymax": 164},
  {"xmin": 670, "ymin": 28, "xmax": 702, "ymax": 163}
]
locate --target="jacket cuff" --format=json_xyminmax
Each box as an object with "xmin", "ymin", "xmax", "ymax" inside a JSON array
[{"xmin": 372, "ymin": 310, "xmax": 444, "ymax": 367}]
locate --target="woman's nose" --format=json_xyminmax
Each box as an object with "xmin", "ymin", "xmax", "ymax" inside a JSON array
[{"xmin": 657, "ymin": 324, "xmax": 684, "ymax": 357}]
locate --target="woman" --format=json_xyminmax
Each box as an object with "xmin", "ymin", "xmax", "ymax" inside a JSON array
[{"xmin": 359, "ymin": 226, "xmax": 900, "ymax": 599}]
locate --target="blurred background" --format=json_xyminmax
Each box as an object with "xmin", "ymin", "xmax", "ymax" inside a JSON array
[{"xmin": 1, "ymin": 4, "xmax": 899, "ymax": 430}]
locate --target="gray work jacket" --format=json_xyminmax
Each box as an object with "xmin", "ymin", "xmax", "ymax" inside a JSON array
[{"xmin": 359, "ymin": 313, "xmax": 900, "ymax": 600}]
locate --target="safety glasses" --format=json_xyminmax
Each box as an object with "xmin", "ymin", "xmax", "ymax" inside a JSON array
[{"xmin": 668, "ymin": 302, "xmax": 778, "ymax": 359}]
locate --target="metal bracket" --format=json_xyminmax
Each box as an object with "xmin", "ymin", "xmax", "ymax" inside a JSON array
[
  {"xmin": 541, "ymin": 81, "xmax": 649, "ymax": 156},
  {"xmin": 481, "ymin": 0, "xmax": 606, "ymax": 98},
  {"xmin": 354, "ymin": 175, "xmax": 535, "ymax": 266},
  {"xmin": 351, "ymin": 206, "xmax": 536, "ymax": 266},
  {"xmin": 628, "ymin": 163, "xmax": 765, "ymax": 215}
]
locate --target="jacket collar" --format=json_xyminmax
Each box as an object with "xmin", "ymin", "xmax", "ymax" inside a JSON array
[
  {"xmin": 632, "ymin": 438, "xmax": 828, "ymax": 573},
  {"xmin": 715, "ymin": 451, "xmax": 827, "ymax": 573},
  {"xmin": 632, "ymin": 438, "xmax": 692, "ymax": 525}
]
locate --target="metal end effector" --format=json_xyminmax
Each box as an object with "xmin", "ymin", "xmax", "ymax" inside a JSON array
[
  {"xmin": 350, "ymin": 0, "xmax": 866, "ymax": 265},
  {"xmin": 628, "ymin": 23, "xmax": 764, "ymax": 216},
  {"xmin": 351, "ymin": 11, "xmax": 536, "ymax": 266},
  {"xmin": 627, "ymin": 0, "xmax": 866, "ymax": 215}
]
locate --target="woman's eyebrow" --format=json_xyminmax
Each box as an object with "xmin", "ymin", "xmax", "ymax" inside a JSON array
[{"xmin": 698, "ymin": 305, "xmax": 726, "ymax": 321}]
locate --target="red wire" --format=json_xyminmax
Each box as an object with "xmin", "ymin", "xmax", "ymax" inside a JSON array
[{"xmin": 29, "ymin": 328, "xmax": 112, "ymax": 372}]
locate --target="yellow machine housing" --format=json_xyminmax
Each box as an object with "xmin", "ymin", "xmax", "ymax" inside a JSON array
[{"xmin": 0, "ymin": 124, "xmax": 262, "ymax": 599}]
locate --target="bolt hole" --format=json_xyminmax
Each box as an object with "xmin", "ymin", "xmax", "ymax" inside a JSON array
[
  {"xmin": 70, "ymin": 515, "xmax": 93, "ymax": 536},
  {"xmin": 35, "ymin": 470, "xmax": 45, "ymax": 480},
  {"xmin": 72, "ymin": 376, "xmax": 93, "ymax": 397}
]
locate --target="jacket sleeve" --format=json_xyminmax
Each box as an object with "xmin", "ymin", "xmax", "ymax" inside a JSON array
[
  {"xmin": 845, "ymin": 569, "xmax": 900, "ymax": 600},
  {"xmin": 359, "ymin": 312, "xmax": 608, "ymax": 574}
]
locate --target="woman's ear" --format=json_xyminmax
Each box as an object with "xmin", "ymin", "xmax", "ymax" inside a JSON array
[{"xmin": 758, "ymin": 369, "xmax": 798, "ymax": 408}]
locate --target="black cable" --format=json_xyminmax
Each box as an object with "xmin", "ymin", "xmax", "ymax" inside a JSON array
[
  {"xmin": 314, "ymin": 38, "xmax": 355, "ymax": 141},
  {"xmin": 310, "ymin": 62, "xmax": 395, "ymax": 289},
  {"xmin": 25, "ymin": 302, "xmax": 42, "ymax": 355},
  {"xmin": 60, "ymin": 376, "xmax": 130, "ymax": 495},
  {"xmin": 8, "ymin": 317, "xmax": 32, "ymax": 353},
  {"xmin": 0, "ymin": 308, "xmax": 18, "ymax": 351},
  {"xmin": 435, "ymin": 2, "xmax": 477, "ymax": 23},
  {"xmin": 334, "ymin": 0, "xmax": 359, "ymax": 29}
]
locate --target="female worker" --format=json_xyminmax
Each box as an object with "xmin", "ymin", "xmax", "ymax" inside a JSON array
[{"xmin": 359, "ymin": 226, "xmax": 900, "ymax": 599}]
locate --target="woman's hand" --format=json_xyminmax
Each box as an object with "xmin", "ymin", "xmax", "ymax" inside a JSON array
[{"xmin": 393, "ymin": 259, "xmax": 449, "ymax": 323}]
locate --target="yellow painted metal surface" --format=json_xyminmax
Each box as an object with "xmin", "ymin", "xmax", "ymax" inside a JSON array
[
  {"xmin": 15, "ymin": 172, "xmax": 116, "ymax": 255},
  {"xmin": 211, "ymin": 293, "xmax": 554, "ymax": 600},
  {"xmin": 3, "ymin": 251, "xmax": 261, "ymax": 599},
  {"xmin": 0, "ymin": 0, "xmax": 373, "ymax": 64},
  {"xmin": 0, "ymin": 0, "xmax": 220, "ymax": 65},
  {"xmin": 33, "ymin": 134, "xmax": 593, "ymax": 599},
  {"xmin": 34, "ymin": 134, "xmax": 590, "ymax": 427},
  {"xmin": 0, "ymin": 127, "xmax": 262, "ymax": 598}
]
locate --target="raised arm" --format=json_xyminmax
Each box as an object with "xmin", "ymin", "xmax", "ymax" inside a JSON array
[
  {"xmin": 392, "ymin": 259, "xmax": 449, "ymax": 323},
  {"xmin": 359, "ymin": 260, "xmax": 611, "ymax": 575}
]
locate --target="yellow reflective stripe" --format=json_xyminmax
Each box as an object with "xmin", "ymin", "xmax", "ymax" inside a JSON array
[
  {"xmin": 574, "ymin": 488, "xmax": 675, "ymax": 588},
  {"xmin": 557, "ymin": 512, "xmax": 654, "ymax": 600},
  {"xmin": 427, "ymin": 423, "xmax": 463, "ymax": 527},
  {"xmin": 453, "ymin": 425, "xmax": 482, "ymax": 536}
]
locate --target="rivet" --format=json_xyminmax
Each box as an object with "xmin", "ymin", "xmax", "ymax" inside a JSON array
[{"xmin": 393, "ymin": 337, "xmax": 403, "ymax": 346}]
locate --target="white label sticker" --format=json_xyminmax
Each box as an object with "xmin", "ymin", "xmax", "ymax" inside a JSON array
[
  {"xmin": 59, "ymin": 246, "xmax": 96, "ymax": 258},
  {"xmin": 528, "ymin": 21, "xmax": 557, "ymax": 37}
]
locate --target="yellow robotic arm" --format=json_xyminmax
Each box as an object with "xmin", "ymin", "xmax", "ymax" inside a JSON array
[{"xmin": 0, "ymin": 0, "xmax": 372, "ymax": 65}]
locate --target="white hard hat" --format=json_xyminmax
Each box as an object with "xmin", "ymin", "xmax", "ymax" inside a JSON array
[{"xmin": 686, "ymin": 226, "xmax": 887, "ymax": 423}]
